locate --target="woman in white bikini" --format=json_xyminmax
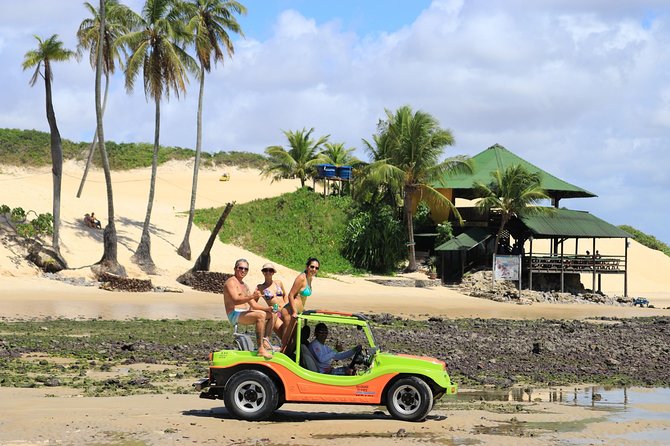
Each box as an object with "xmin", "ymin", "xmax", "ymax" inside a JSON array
[{"xmin": 256, "ymin": 262, "xmax": 287, "ymax": 350}]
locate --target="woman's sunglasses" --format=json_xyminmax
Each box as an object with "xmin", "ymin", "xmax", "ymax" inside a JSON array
[
  {"xmin": 308, "ymin": 265, "xmax": 319, "ymax": 270},
  {"xmin": 261, "ymin": 269, "xmax": 275, "ymax": 273}
]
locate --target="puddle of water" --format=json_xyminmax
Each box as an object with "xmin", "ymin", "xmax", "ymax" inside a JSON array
[{"xmin": 455, "ymin": 386, "xmax": 669, "ymax": 443}]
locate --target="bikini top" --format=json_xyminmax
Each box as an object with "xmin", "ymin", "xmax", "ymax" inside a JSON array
[
  {"xmin": 275, "ymin": 282, "xmax": 284, "ymax": 297},
  {"xmin": 300, "ymin": 282, "xmax": 312, "ymax": 297}
]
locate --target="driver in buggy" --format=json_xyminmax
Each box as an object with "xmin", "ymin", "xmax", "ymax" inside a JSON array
[{"xmin": 308, "ymin": 322, "xmax": 362, "ymax": 375}]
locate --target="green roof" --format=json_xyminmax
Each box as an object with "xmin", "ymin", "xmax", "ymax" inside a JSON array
[
  {"xmin": 435, "ymin": 144, "xmax": 596, "ymax": 200},
  {"xmin": 435, "ymin": 227, "xmax": 492, "ymax": 251},
  {"xmin": 520, "ymin": 208, "xmax": 632, "ymax": 239}
]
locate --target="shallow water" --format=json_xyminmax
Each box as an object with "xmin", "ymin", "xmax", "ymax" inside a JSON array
[
  {"xmin": 563, "ymin": 386, "xmax": 670, "ymax": 445},
  {"xmin": 452, "ymin": 386, "xmax": 670, "ymax": 443}
]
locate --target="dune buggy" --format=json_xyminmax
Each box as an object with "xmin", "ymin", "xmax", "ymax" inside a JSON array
[{"xmin": 194, "ymin": 310, "xmax": 457, "ymax": 421}]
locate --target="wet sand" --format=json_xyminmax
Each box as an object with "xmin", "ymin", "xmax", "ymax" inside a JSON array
[{"xmin": 1, "ymin": 386, "xmax": 668, "ymax": 445}]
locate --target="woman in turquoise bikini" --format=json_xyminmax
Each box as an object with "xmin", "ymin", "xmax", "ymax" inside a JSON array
[{"xmin": 280, "ymin": 257, "xmax": 320, "ymax": 349}]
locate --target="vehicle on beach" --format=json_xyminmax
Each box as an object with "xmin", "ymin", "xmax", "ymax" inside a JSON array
[{"xmin": 193, "ymin": 310, "xmax": 457, "ymax": 421}]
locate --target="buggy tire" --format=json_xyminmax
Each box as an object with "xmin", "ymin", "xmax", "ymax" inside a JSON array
[
  {"xmin": 223, "ymin": 370, "xmax": 278, "ymax": 421},
  {"xmin": 386, "ymin": 376, "xmax": 433, "ymax": 422}
]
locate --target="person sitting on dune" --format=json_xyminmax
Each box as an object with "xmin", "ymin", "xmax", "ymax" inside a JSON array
[
  {"xmin": 83, "ymin": 213, "xmax": 95, "ymax": 228},
  {"xmin": 90, "ymin": 212, "xmax": 102, "ymax": 229}
]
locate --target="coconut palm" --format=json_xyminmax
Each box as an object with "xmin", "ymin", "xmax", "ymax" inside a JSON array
[
  {"xmin": 122, "ymin": 0, "xmax": 197, "ymax": 271},
  {"xmin": 88, "ymin": 0, "xmax": 128, "ymax": 274},
  {"xmin": 263, "ymin": 128, "xmax": 329, "ymax": 188},
  {"xmin": 474, "ymin": 164, "xmax": 552, "ymax": 253},
  {"xmin": 176, "ymin": 0, "xmax": 246, "ymax": 260},
  {"xmin": 361, "ymin": 105, "xmax": 470, "ymax": 271},
  {"xmin": 22, "ymin": 35, "xmax": 75, "ymax": 260},
  {"xmin": 76, "ymin": 0, "xmax": 136, "ymax": 199},
  {"xmin": 317, "ymin": 142, "xmax": 359, "ymax": 166}
]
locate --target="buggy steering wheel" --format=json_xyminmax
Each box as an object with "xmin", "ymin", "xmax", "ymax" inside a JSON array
[{"xmin": 348, "ymin": 344, "xmax": 364, "ymax": 370}]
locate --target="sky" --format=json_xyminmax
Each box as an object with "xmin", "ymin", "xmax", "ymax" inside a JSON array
[{"xmin": 1, "ymin": 0, "xmax": 669, "ymax": 244}]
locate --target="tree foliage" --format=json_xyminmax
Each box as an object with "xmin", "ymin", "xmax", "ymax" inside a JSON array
[
  {"xmin": 342, "ymin": 204, "xmax": 405, "ymax": 274},
  {"xmin": 263, "ymin": 128, "xmax": 329, "ymax": 187},
  {"xmin": 474, "ymin": 164, "xmax": 551, "ymax": 251}
]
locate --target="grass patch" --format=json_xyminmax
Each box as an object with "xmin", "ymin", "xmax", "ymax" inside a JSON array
[
  {"xmin": 0, "ymin": 128, "xmax": 268, "ymax": 171},
  {"xmin": 194, "ymin": 188, "xmax": 360, "ymax": 274},
  {"xmin": 619, "ymin": 224, "xmax": 670, "ymax": 257}
]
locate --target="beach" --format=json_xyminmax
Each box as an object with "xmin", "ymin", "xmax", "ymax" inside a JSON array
[{"xmin": 1, "ymin": 161, "xmax": 669, "ymax": 445}]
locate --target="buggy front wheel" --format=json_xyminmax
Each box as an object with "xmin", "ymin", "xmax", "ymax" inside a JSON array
[
  {"xmin": 223, "ymin": 370, "xmax": 278, "ymax": 421},
  {"xmin": 385, "ymin": 376, "xmax": 433, "ymax": 422}
]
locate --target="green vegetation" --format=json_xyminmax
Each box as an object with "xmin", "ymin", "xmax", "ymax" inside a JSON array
[
  {"xmin": 0, "ymin": 128, "xmax": 268, "ymax": 170},
  {"xmin": 194, "ymin": 188, "xmax": 359, "ymax": 274},
  {"xmin": 0, "ymin": 204, "xmax": 53, "ymax": 239},
  {"xmin": 342, "ymin": 204, "xmax": 405, "ymax": 274},
  {"xmin": 619, "ymin": 225, "xmax": 670, "ymax": 257}
]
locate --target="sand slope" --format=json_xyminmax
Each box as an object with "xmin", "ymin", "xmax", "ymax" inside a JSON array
[{"xmin": 1, "ymin": 160, "xmax": 669, "ymax": 320}]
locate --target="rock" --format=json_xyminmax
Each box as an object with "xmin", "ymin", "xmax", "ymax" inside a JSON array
[
  {"xmin": 97, "ymin": 272, "xmax": 152, "ymax": 292},
  {"xmin": 27, "ymin": 245, "xmax": 67, "ymax": 273}
]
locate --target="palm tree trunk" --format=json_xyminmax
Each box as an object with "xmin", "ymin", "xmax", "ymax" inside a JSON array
[
  {"xmin": 133, "ymin": 98, "xmax": 160, "ymax": 271},
  {"xmin": 44, "ymin": 62, "xmax": 64, "ymax": 261},
  {"xmin": 77, "ymin": 71, "xmax": 110, "ymax": 198},
  {"xmin": 94, "ymin": 0, "xmax": 124, "ymax": 275},
  {"xmin": 178, "ymin": 65, "xmax": 205, "ymax": 260},
  {"xmin": 404, "ymin": 191, "xmax": 417, "ymax": 271},
  {"xmin": 192, "ymin": 202, "xmax": 234, "ymax": 272},
  {"xmin": 494, "ymin": 214, "xmax": 509, "ymax": 255}
]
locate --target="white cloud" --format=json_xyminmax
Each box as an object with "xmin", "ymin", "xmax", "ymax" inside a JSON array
[{"xmin": 1, "ymin": 0, "xmax": 669, "ymax": 243}]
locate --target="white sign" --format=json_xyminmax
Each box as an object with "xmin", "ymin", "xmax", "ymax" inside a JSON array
[{"xmin": 494, "ymin": 255, "xmax": 521, "ymax": 281}]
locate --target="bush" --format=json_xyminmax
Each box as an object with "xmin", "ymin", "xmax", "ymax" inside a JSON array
[
  {"xmin": 195, "ymin": 188, "xmax": 358, "ymax": 274},
  {"xmin": 436, "ymin": 221, "xmax": 454, "ymax": 247},
  {"xmin": 619, "ymin": 225, "xmax": 670, "ymax": 257},
  {"xmin": 343, "ymin": 204, "xmax": 405, "ymax": 274}
]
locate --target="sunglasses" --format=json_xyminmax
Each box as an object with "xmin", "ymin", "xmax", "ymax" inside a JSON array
[
  {"xmin": 261, "ymin": 269, "xmax": 275, "ymax": 273},
  {"xmin": 236, "ymin": 266, "xmax": 249, "ymax": 271},
  {"xmin": 308, "ymin": 265, "xmax": 319, "ymax": 270}
]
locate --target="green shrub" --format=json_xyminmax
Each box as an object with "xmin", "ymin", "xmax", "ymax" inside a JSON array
[
  {"xmin": 436, "ymin": 221, "xmax": 454, "ymax": 247},
  {"xmin": 194, "ymin": 188, "xmax": 358, "ymax": 274},
  {"xmin": 342, "ymin": 204, "xmax": 405, "ymax": 274},
  {"xmin": 619, "ymin": 225, "xmax": 670, "ymax": 257}
]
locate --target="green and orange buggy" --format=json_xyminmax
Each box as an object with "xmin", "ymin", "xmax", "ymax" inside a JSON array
[{"xmin": 194, "ymin": 310, "xmax": 457, "ymax": 421}]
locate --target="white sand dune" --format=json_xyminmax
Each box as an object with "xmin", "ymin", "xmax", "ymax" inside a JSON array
[{"xmin": 0, "ymin": 160, "xmax": 669, "ymax": 320}]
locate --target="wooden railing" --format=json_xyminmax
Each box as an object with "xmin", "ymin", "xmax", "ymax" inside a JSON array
[{"xmin": 525, "ymin": 255, "xmax": 624, "ymax": 273}]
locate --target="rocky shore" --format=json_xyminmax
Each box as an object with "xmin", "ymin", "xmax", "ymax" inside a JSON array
[
  {"xmin": 344, "ymin": 315, "xmax": 670, "ymax": 387},
  {"xmin": 1, "ymin": 316, "xmax": 668, "ymax": 392}
]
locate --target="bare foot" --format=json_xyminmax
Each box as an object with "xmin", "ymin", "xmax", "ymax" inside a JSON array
[
  {"xmin": 262, "ymin": 337, "xmax": 275, "ymax": 352},
  {"xmin": 257, "ymin": 348, "xmax": 273, "ymax": 360}
]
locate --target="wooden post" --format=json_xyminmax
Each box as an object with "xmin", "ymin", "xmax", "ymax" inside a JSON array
[
  {"xmin": 529, "ymin": 237, "xmax": 533, "ymax": 291},
  {"xmin": 591, "ymin": 238, "xmax": 596, "ymax": 293},
  {"xmin": 560, "ymin": 239, "xmax": 564, "ymax": 293},
  {"xmin": 624, "ymin": 238, "xmax": 628, "ymax": 297}
]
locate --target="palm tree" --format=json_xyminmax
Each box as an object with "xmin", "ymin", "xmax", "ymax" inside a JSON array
[
  {"xmin": 361, "ymin": 105, "xmax": 470, "ymax": 271},
  {"xmin": 474, "ymin": 164, "xmax": 551, "ymax": 253},
  {"xmin": 76, "ymin": 0, "xmax": 136, "ymax": 199},
  {"xmin": 263, "ymin": 128, "xmax": 329, "ymax": 188},
  {"xmin": 122, "ymin": 0, "xmax": 197, "ymax": 271},
  {"xmin": 177, "ymin": 0, "xmax": 246, "ymax": 260},
  {"xmin": 317, "ymin": 142, "xmax": 359, "ymax": 166},
  {"xmin": 89, "ymin": 0, "xmax": 128, "ymax": 275},
  {"xmin": 22, "ymin": 35, "xmax": 75, "ymax": 260}
]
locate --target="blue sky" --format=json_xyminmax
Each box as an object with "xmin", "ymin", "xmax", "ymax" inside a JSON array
[{"xmin": 1, "ymin": 1, "xmax": 669, "ymax": 245}]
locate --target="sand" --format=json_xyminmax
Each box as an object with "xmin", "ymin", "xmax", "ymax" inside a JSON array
[{"xmin": 1, "ymin": 161, "xmax": 669, "ymax": 444}]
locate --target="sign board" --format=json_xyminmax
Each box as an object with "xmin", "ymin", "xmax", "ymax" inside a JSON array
[{"xmin": 493, "ymin": 255, "xmax": 521, "ymax": 281}]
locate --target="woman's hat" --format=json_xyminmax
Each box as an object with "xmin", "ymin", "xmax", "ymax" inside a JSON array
[{"xmin": 262, "ymin": 262, "xmax": 276, "ymax": 271}]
